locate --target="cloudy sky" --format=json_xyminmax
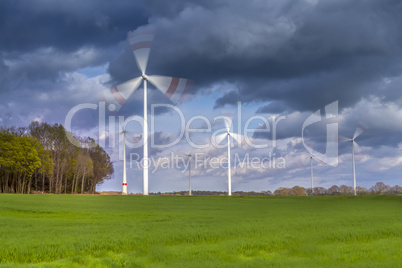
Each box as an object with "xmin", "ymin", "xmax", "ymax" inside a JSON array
[{"xmin": 1, "ymin": 0, "xmax": 401, "ymax": 193}]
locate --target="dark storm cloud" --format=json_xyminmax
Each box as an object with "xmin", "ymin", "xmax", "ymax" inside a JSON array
[
  {"xmin": 115, "ymin": 0, "xmax": 402, "ymax": 153},
  {"xmin": 0, "ymin": 0, "xmax": 149, "ymax": 86},
  {"xmin": 256, "ymin": 101, "xmax": 291, "ymax": 114},
  {"xmin": 4, "ymin": 47, "xmax": 117, "ymax": 81},
  {"xmin": 0, "ymin": 0, "xmax": 148, "ymax": 53},
  {"xmin": 116, "ymin": 0, "xmax": 402, "ymax": 112},
  {"xmin": 0, "ymin": 0, "xmax": 152, "ymax": 130},
  {"xmin": 2, "ymin": 0, "xmax": 402, "ymax": 148}
]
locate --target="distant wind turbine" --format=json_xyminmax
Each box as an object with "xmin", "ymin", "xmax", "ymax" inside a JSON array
[
  {"xmin": 214, "ymin": 118, "xmax": 243, "ymax": 196},
  {"xmin": 187, "ymin": 154, "xmax": 192, "ymax": 196},
  {"xmin": 103, "ymin": 28, "xmax": 192, "ymax": 195},
  {"xmin": 344, "ymin": 124, "xmax": 367, "ymax": 196},
  {"xmin": 310, "ymin": 155, "xmax": 314, "ymax": 195}
]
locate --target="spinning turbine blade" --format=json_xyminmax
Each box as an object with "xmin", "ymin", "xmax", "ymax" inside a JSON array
[
  {"xmin": 339, "ymin": 135, "xmax": 352, "ymax": 143},
  {"xmin": 353, "ymin": 126, "xmax": 364, "ymax": 140},
  {"xmin": 147, "ymin": 75, "xmax": 193, "ymax": 104},
  {"xmin": 128, "ymin": 28, "xmax": 155, "ymax": 74},
  {"xmin": 230, "ymin": 132, "xmax": 244, "ymax": 145},
  {"xmin": 353, "ymin": 140, "xmax": 363, "ymax": 154},
  {"xmin": 114, "ymin": 77, "xmax": 142, "ymax": 100},
  {"xmin": 214, "ymin": 132, "xmax": 228, "ymax": 145},
  {"xmin": 353, "ymin": 122, "xmax": 368, "ymax": 140},
  {"xmin": 104, "ymin": 77, "xmax": 142, "ymax": 111},
  {"xmin": 223, "ymin": 117, "xmax": 232, "ymax": 132}
]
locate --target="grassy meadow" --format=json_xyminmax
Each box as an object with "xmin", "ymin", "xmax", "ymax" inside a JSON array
[{"xmin": 0, "ymin": 194, "xmax": 401, "ymax": 267}]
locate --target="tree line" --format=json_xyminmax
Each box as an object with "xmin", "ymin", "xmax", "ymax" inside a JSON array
[
  {"xmin": 0, "ymin": 122, "xmax": 113, "ymax": 194},
  {"xmin": 144, "ymin": 182, "xmax": 401, "ymax": 196},
  {"xmin": 148, "ymin": 190, "xmax": 273, "ymax": 196},
  {"xmin": 273, "ymin": 182, "xmax": 402, "ymax": 196}
]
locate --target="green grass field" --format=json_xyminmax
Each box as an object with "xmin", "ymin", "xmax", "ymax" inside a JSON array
[{"xmin": 0, "ymin": 195, "xmax": 401, "ymax": 267}]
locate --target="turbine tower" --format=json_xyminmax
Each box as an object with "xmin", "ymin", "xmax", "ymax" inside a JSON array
[
  {"xmin": 105, "ymin": 28, "xmax": 192, "ymax": 195},
  {"xmin": 121, "ymin": 128, "xmax": 128, "ymax": 195},
  {"xmin": 214, "ymin": 118, "xmax": 243, "ymax": 196},
  {"xmin": 187, "ymin": 154, "xmax": 192, "ymax": 196},
  {"xmin": 310, "ymin": 155, "xmax": 314, "ymax": 195}
]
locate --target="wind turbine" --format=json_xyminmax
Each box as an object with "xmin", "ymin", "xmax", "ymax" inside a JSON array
[
  {"xmin": 121, "ymin": 127, "xmax": 128, "ymax": 195},
  {"xmin": 105, "ymin": 28, "xmax": 192, "ymax": 195},
  {"xmin": 310, "ymin": 155, "xmax": 314, "ymax": 195},
  {"xmin": 345, "ymin": 125, "xmax": 366, "ymax": 196},
  {"xmin": 187, "ymin": 154, "xmax": 192, "ymax": 196},
  {"xmin": 299, "ymin": 136, "xmax": 315, "ymax": 195},
  {"xmin": 214, "ymin": 118, "xmax": 243, "ymax": 196}
]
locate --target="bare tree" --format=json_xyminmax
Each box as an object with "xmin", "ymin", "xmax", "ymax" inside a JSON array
[
  {"xmin": 356, "ymin": 186, "xmax": 368, "ymax": 195},
  {"xmin": 313, "ymin": 187, "xmax": 327, "ymax": 195},
  {"xmin": 290, "ymin": 186, "xmax": 306, "ymax": 196},
  {"xmin": 370, "ymin": 182, "xmax": 390, "ymax": 195},
  {"xmin": 339, "ymin": 185, "xmax": 354, "ymax": 195},
  {"xmin": 327, "ymin": 185, "xmax": 340, "ymax": 195}
]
